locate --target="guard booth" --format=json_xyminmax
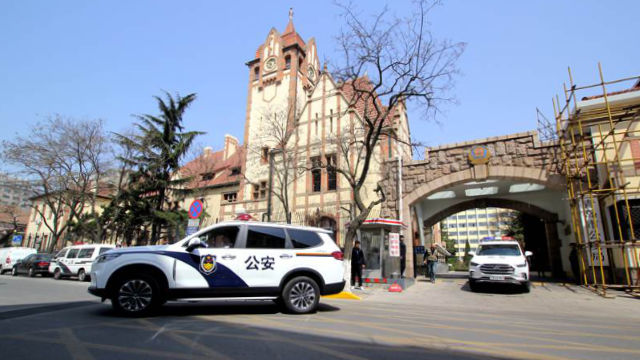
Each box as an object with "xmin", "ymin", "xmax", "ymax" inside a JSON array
[{"xmin": 359, "ymin": 218, "xmax": 406, "ymax": 282}]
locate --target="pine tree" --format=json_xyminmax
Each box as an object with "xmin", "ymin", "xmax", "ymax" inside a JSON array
[{"xmin": 105, "ymin": 92, "xmax": 204, "ymax": 244}]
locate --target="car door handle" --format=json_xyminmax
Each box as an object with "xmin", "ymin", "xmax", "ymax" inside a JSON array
[
  {"xmin": 280, "ymin": 254, "xmax": 293, "ymax": 259},
  {"xmin": 221, "ymin": 255, "xmax": 236, "ymax": 260}
]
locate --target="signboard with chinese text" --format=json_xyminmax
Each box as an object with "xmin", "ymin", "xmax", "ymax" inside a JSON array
[{"xmin": 389, "ymin": 232, "xmax": 400, "ymax": 257}]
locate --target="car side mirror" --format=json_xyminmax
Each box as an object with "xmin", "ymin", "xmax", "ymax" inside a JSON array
[
  {"xmin": 525, "ymin": 251, "xmax": 533, "ymax": 257},
  {"xmin": 186, "ymin": 238, "xmax": 206, "ymax": 252}
]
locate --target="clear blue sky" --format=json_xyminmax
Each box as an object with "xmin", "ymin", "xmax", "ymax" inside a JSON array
[{"xmin": 1, "ymin": 1, "xmax": 638, "ymax": 162}]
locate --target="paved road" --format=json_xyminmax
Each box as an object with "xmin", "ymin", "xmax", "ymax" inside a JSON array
[{"xmin": 1, "ymin": 275, "xmax": 639, "ymax": 360}]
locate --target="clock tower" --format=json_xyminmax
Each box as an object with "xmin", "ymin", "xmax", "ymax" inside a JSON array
[{"xmin": 240, "ymin": 10, "xmax": 320, "ymax": 205}]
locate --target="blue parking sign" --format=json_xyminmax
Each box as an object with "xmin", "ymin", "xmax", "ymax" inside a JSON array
[{"xmin": 12, "ymin": 234, "xmax": 23, "ymax": 245}]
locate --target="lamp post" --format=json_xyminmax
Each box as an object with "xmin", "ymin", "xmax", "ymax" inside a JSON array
[{"xmin": 266, "ymin": 148, "xmax": 283, "ymax": 222}]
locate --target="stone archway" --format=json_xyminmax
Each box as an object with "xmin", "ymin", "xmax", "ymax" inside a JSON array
[{"xmin": 421, "ymin": 198, "xmax": 563, "ymax": 278}]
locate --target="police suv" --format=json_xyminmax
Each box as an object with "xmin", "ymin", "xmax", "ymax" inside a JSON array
[
  {"xmin": 88, "ymin": 222, "xmax": 345, "ymax": 315},
  {"xmin": 468, "ymin": 239, "xmax": 532, "ymax": 293}
]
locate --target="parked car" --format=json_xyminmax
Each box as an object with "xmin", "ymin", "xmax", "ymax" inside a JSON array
[
  {"xmin": 0, "ymin": 247, "xmax": 37, "ymax": 274},
  {"xmin": 468, "ymin": 240, "xmax": 532, "ymax": 293},
  {"xmin": 89, "ymin": 222, "xmax": 345, "ymax": 315},
  {"xmin": 49, "ymin": 244, "xmax": 115, "ymax": 281},
  {"xmin": 11, "ymin": 253, "xmax": 54, "ymax": 277}
]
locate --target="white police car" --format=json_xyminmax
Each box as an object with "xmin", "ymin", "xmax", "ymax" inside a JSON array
[
  {"xmin": 88, "ymin": 222, "xmax": 345, "ymax": 315},
  {"xmin": 468, "ymin": 239, "xmax": 532, "ymax": 293}
]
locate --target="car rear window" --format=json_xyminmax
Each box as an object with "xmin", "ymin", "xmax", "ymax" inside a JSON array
[
  {"xmin": 77, "ymin": 248, "xmax": 95, "ymax": 258},
  {"xmin": 98, "ymin": 247, "xmax": 112, "ymax": 255},
  {"xmin": 288, "ymin": 229, "xmax": 323, "ymax": 249},
  {"xmin": 66, "ymin": 249, "xmax": 79, "ymax": 259},
  {"xmin": 246, "ymin": 226, "xmax": 286, "ymax": 249}
]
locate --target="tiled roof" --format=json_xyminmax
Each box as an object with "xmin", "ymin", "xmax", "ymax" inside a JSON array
[
  {"xmin": 180, "ymin": 146, "xmax": 244, "ymax": 190},
  {"xmin": 339, "ymin": 76, "xmax": 399, "ymax": 127}
]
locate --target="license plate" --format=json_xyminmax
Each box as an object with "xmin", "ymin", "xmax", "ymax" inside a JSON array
[{"xmin": 489, "ymin": 275, "xmax": 505, "ymax": 281}]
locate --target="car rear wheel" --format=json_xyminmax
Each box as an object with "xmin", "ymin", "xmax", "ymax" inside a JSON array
[
  {"xmin": 54, "ymin": 268, "xmax": 62, "ymax": 280},
  {"xmin": 282, "ymin": 276, "xmax": 320, "ymax": 314},
  {"xmin": 111, "ymin": 274, "xmax": 162, "ymax": 316},
  {"xmin": 28, "ymin": 267, "xmax": 35, "ymax": 277},
  {"xmin": 78, "ymin": 269, "xmax": 87, "ymax": 282}
]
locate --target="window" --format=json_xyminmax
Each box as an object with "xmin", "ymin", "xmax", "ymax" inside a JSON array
[
  {"xmin": 198, "ymin": 226, "xmax": 239, "ymax": 248},
  {"xmin": 311, "ymin": 156, "xmax": 321, "ymax": 192},
  {"xmin": 224, "ymin": 192, "xmax": 237, "ymax": 203},
  {"xmin": 77, "ymin": 248, "xmax": 95, "ymax": 259},
  {"xmin": 202, "ymin": 172, "xmax": 215, "ymax": 181},
  {"xmin": 246, "ymin": 226, "xmax": 286, "ymax": 249},
  {"xmin": 253, "ymin": 181, "xmax": 267, "ymax": 200},
  {"xmin": 254, "ymin": 67, "xmax": 259, "ymax": 80},
  {"xmin": 315, "ymin": 113, "xmax": 319, "ymax": 135},
  {"xmin": 329, "ymin": 109, "xmax": 333, "ymax": 133},
  {"xmin": 285, "ymin": 55, "xmax": 291, "ymax": 69},
  {"xmin": 98, "ymin": 247, "xmax": 112, "ymax": 255},
  {"xmin": 326, "ymin": 154, "xmax": 337, "ymax": 191},
  {"xmin": 55, "ymin": 248, "xmax": 68, "ymax": 259},
  {"xmin": 230, "ymin": 167, "xmax": 241, "ymax": 176},
  {"xmin": 261, "ymin": 147, "xmax": 269, "ymax": 163},
  {"xmin": 288, "ymin": 229, "xmax": 323, "ymax": 249},
  {"xmin": 66, "ymin": 248, "xmax": 79, "ymax": 259}
]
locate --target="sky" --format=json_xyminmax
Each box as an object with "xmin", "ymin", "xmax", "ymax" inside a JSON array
[{"xmin": 1, "ymin": 0, "xmax": 639, "ymax": 164}]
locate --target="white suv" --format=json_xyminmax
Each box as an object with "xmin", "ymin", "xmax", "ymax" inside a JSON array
[
  {"xmin": 468, "ymin": 241, "xmax": 532, "ymax": 293},
  {"xmin": 88, "ymin": 222, "xmax": 345, "ymax": 315}
]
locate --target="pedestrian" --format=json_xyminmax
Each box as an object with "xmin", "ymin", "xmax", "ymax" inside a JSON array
[
  {"xmin": 423, "ymin": 243, "xmax": 438, "ymax": 283},
  {"xmin": 569, "ymin": 243, "xmax": 581, "ymax": 285},
  {"xmin": 399, "ymin": 235, "xmax": 407, "ymax": 278},
  {"xmin": 351, "ymin": 240, "xmax": 366, "ymax": 290}
]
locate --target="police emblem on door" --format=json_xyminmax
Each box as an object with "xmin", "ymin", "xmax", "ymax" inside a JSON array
[{"xmin": 200, "ymin": 254, "xmax": 217, "ymax": 274}]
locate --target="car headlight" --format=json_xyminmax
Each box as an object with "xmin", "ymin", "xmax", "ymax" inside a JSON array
[
  {"xmin": 516, "ymin": 262, "xmax": 527, "ymax": 267},
  {"xmin": 470, "ymin": 261, "xmax": 479, "ymax": 267},
  {"xmin": 96, "ymin": 253, "xmax": 121, "ymax": 263}
]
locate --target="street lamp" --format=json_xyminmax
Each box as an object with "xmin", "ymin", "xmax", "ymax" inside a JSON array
[{"xmin": 266, "ymin": 148, "xmax": 283, "ymax": 222}]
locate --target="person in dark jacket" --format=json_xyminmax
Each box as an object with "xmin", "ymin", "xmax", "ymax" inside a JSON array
[
  {"xmin": 351, "ymin": 240, "xmax": 366, "ymax": 289},
  {"xmin": 399, "ymin": 235, "xmax": 407, "ymax": 278}
]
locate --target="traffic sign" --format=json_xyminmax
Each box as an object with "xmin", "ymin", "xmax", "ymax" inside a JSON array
[{"xmin": 189, "ymin": 199, "xmax": 204, "ymax": 219}]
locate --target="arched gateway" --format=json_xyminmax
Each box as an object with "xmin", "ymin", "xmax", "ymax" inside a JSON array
[{"xmin": 380, "ymin": 131, "xmax": 571, "ymax": 278}]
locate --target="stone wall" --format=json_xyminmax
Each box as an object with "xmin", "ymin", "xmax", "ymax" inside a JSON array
[{"xmin": 381, "ymin": 131, "xmax": 563, "ymax": 219}]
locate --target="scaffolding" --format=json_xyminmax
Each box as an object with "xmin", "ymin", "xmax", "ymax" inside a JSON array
[{"xmin": 554, "ymin": 63, "xmax": 640, "ymax": 297}]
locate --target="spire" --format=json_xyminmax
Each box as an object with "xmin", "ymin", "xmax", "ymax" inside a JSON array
[{"xmin": 284, "ymin": 7, "xmax": 295, "ymax": 34}]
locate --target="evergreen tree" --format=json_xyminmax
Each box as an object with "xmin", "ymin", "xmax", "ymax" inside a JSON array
[
  {"xmin": 463, "ymin": 240, "xmax": 472, "ymax": 267},
  {"xmin": 105, "ymin": 92, "xmax": 204, "ymax": 244}
]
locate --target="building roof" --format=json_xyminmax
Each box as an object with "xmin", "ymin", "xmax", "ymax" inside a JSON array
[
  {"xmin": 581, "ymin": 80, "xmax": 640, "ymax": 100},
  {"xmin": 338, "ymin": 76, "xmax": 400, "ymax": 127},
  {"xmin": 180, "ymin": 146, "xmax": 244, "ymax": 190}
]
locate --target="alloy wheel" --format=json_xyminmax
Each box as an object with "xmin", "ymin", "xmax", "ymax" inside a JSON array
[
  {"xmin": 289, "ymin": 281, "xmax": 316, "ymax": 312},
  {"xmin": 117, "ymin": 279, "xmax": 153, "ymax": 313}
]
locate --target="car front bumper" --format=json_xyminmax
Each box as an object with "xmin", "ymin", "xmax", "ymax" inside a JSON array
[
  {"xmin": 88, "ymin": 286, "xmax": 107, "ymax": 299},
  {"xmin": 469, "ymin": 270, "xmax": 528, "ymax": 285}
]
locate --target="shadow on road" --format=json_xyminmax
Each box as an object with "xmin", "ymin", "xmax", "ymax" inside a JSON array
[
  {"xmin": 459, "ymin": 282, "xmax": 528, "ymax": 295},
  {"xmin": 91, "ymin": 300, "xmax": 341, "ymax": 318}
]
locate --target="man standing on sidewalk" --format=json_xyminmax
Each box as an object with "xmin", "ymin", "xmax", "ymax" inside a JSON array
[
  {"xmin": 351, "ymin": 240, "xmax": 366, "ymax": 289},
  {"xmin": 423, "ymin": 243, "xmax": 438, "ymax": 283},
  {"xmin": 399, "ymin": 235, "xmax": 407, "ymax": 278}
]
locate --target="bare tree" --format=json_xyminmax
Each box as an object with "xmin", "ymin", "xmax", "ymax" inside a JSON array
[
  {"xmin": 246, "ymin": 103, "xmax": 305, "ymax": 224},
  {"xmin": 2, "ymin": 116, "xmax": 109, "ymax": 252},
  {"xmin": 331, "ymin": 0, "xmax": 465, "ymax": 258}
]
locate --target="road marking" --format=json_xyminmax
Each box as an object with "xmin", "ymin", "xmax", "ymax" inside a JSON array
[{"xmin": 58, "ymin": 328, "xmax": 96, "ymax": 360}]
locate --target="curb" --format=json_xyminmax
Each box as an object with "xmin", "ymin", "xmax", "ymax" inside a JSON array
[{"xmin": 322, "ymin": 291, "xmax": 362, "ymax": 300}]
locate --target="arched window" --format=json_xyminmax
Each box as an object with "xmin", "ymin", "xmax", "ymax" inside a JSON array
[{"xmin": 254, "ymin": 67, "xmax": 259, "ymax": 81}]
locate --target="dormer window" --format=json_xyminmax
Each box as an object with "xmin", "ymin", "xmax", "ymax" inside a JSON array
[
  {"xmin": 202, "ymin": 172, "xmax": 215, "ymax": 181},
  {"xmin": 285, "ymin": 55, "xmax": 291, "ymax": 70},
  {"xmin": 230, "ymin": 167, "xmax": 241, "ymax": 176}
]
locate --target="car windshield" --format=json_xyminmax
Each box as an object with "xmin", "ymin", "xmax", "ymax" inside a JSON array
[{"xmin": 477, "ymin": 244, "xmax": 521, "ymax": 256}]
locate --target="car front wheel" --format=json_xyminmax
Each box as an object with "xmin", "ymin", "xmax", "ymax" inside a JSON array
[
  {"xmin": 521, "ymin": 281, "xmax": 531, "ymax": 293},
  {"xmin": 468, "ymin": 279, "xmax": 479, "ymax": 292},
  {"xmin": 28, "ymin": 267, "xmax": 35, "ymax": 277},
  {"xmin": 282, "ymin": 276, "xmax": 320, "ymax": 314},
  {"xmin": 11, "ymin": 267, "xmax": 18, "ymax": 276},
  {"xmin": 111, "ymin": 274, "xmax": 162, "ymax": 316}
]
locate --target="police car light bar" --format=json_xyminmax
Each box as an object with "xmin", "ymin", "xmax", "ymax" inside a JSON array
[{"xmin": 480, "ymin": 236, "xmax": 515, "ymax": 242}]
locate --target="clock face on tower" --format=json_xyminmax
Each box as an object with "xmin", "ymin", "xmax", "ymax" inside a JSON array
[
  {"xmin": 264, "ymin": 57, "xmax": 277, "ymax": 72},
  {"xmin": 307, "ymin": 66, "xmax": 315, "ymax": 80}
]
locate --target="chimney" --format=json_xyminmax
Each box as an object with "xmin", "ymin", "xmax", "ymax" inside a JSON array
[
  {"xmin": 223, "ymin": 134, "xmax": 239, "ymax": 160},
  {"xmin": 203, "ymin": 146, "xmax": 213, "ymax": 157}
]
